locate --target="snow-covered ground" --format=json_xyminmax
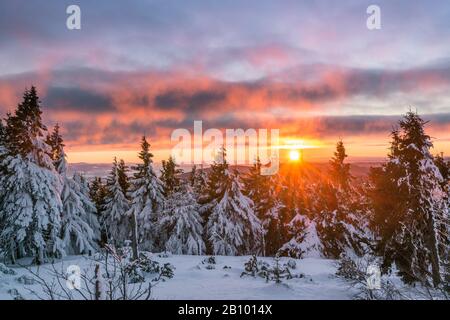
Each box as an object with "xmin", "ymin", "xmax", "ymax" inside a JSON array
[{"xmin": 0, "ymin": 255, "xmax": 357, "ymax": 300}]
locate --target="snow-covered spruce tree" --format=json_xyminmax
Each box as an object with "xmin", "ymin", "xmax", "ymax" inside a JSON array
[
  {"xmin": 0, "ymin": 119, "xmax": 7, "ymax": 240},
  {"xmin": 160, "ymin": 156, "xmax": 182, "ymax": 196},
  {"xmin": 278, "ymin": 210, "xmax": 322, "ymax": 259},
  {"xmin": 0, "ymin": 118, "xmax": 5, "ymax": 142},
  {"xmin": 89, "ymin": 177, "xmax": 108, "ymax": 245},
  {"xmin": 369, "ymin": 111, "xmax": 449, "ymax": 287},
  {"xmin": 434, "ymin": 153, "xmax": 450, "ymax": 291},
  {"xmin": 189, "ymin": 164, "xmax": 207, "ymax": 197},
  {"xmin": 61, "ymin": 172, "xmax": 99, "ymax": 255},
  {"xmin": 243, "ymin": 157, "xmax": 284, "ymax": 256},
  {"xmin": 159, "ymin": 155, "xmax": 185, "ymax": 251},
  {"xmin": 90, "ymin": 177, "xmax": 108, "ymax": 215},
  {"xmin": 47, "ymin": 125, "xmax": 99, "ymax": 255},
  {"xmin": 189, "ymin": 164, "xmax": 199, "ymax": 187},
  {"xmin": 204, "ymin": 147, "xmax": 263, "ymax": 255},
  {"xmin": 46, "ymin": 123, "xmax": 64, "ymax": 169},
  {"xmin": 314, "ymin": 181, "xmax": 370, "ymax": 259},
  {"xmin": 0, "ymin": 119, "xmax": 7, "ymax": 186},
  {"xmin": 126, "ymin": 137, "xmax": 164, "ymax": 254},
  {"xmin": 329, "ymin": 140, "xmax": 352, "ymax": 190},
  {"xmin": 276, "ymin": 166, "xmax": 314, "ymax": 258},
  {"xmin": 434, "ymin": 153, "xmax": 450, "ymax": 191},
  {"xmin": 0, "ymin": 119, "xmax": 7, "ymax": 162},
  {"xmin": 160, "ymin": 184, "xmax": 206, "ymax": 255},
  {"xmin": 103, "ymin": 158, "xmax": 131, "ymax": 248},
  {"xmin": 73, "ymin": 172, "xmax": 101, "ymax": 239},
  {"xmin": 74, "ymin": 173, "xmax": 97, "ymax": 217},
  {"xmin": 0, "ymin": 87, "xmax": 64, "ymax": 264},
  {"xmin": 315, "ymin": 141, "xmax": 370, "ymax": 259}
]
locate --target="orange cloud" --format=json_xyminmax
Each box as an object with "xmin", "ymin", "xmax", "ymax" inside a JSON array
[{"xmin": 2, "ymin": 64, "xmax": 450, "ymax": 163}]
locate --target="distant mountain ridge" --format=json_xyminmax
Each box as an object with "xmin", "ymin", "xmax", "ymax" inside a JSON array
[{"xmin": 68, "ymin": 161, "xmax": 383, "ymax": 180}]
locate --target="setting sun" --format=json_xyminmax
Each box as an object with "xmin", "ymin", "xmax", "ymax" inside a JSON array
[{"xmin": 289, "ymin": 149, "xmax": 301, "ymax": 161}]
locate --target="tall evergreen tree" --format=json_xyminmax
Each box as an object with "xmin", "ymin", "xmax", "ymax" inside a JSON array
[
  {"xmin": 189, "ymin": 164, "xmax": 199, "ymax": 187},
  {"xmin": 73, "ymin": 172, "xmax": 101, "ymax": 239},
  {"xmin": 160, "ymin": 185, "xmax": 205, "ymax": 255},
  {"xmin": 3, "ymin": 87, "xmax": 48, "ymax": 161},
  {"xmin": 0, "ymin": 119, "xmax": 6, "ymax": 160},
  {"xmin": 279, "ymin": 212, "xmax": 322, "ymax": 259},
  {"xmin": 0, "ymin": 119, "xmax": 7, "ymax": 237},
  {"xmin": 0, "ymin": 87, "xmax": 64, "ymax": 264},
  {"xmin": 434, "ymin": 153, "xmax": 450, "ymax": 286},
  {"xmin": 126, "ymin": 137, "xmax": 164, "ymax": 254},
  {"xmin": 243, "ymin": 157, "xmax": 283, "ymax": 256},
  {"xmin": 203, "ymin": 147, "xmax": 230, "ymax": 204},
  {"xmin": 329, "ymin": 140, "xmax": 352, "ymax": 190},
  {"xmin": 89, "ymin": 177, "xmax": 108, "ymax": 245},
  {"xmin": 204, "ymin": 147, "xmax": 263, "ymax": 255},
  {"xmin": 47, "ymin": 124, "xmax": 66, "ymax": 172},
  {"xmin": 314, "ymin": 180, "xmax": 369, "ymax": 258},
  {"xmin": 117, "ymin": 159, "xmax": 130, "ymax": 193},
  {"xmin": 190, "ymin": 164, "xmax": 207, "ymax": 199},
  {"xmin": 434, "ymin": 153, "xmax": 450, "ymax": 190},
  {"xmin": 276, "ymin": 167, "xmax": 310, "ymax": 257},
  {"xmin": 369, "ymin": 111, "xmax": 449, "ymax": 287},
  {"xmin": 161, "ymin": 156, "xmax": 182, "ymax": 196},
  {"xmin": 315, "ymin": 141, "xmax": 369, "ymax": 258},
  {"xmin": 0, "ymin": 118, "xmax": 7, "ymax": 175},
  {"xmin": 47, "ymin": 125, "xmax": 99, "ymax": 255},
  {"xmin": 103, "ymin": 158, "xmax": 130, "ymax": 247},
  {"xmin": 89, "ymin": 177, "xmax": 108, "ymax": 217},
  {"xmin": 46, "ymin": 123, "xmax": 64, "ymax": 169}
]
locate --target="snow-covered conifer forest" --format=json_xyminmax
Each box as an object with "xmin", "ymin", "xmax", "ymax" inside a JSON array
[{"xmin": 0, "ymin": 87, "xmax": 448, "ymax": 300}]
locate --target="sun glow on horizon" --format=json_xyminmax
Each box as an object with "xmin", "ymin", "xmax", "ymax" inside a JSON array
[
  {"xmin": 288, "ymin": 149, "xmax": 301, "ymax": 162},
  {"xmin": 277, "ymin": 139, "xmax": 322, "ymax": 150}
]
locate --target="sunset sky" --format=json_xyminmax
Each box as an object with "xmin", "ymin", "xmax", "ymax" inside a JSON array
[{"xmin": 1, "ymin": 0, "xmax": 450, "ymax": 164}]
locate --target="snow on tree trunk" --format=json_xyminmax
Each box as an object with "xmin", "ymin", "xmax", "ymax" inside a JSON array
[{"xmin": 94, "ymin": 263, "xmax": 106, "ymax": 300}]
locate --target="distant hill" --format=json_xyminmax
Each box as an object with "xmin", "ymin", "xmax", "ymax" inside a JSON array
[
  {"xmin": 67, "ymin": 163, "xmax": 114, "ymax": 179},
  {"xmin": 68, "ymin": 161, "xmax": 381, "ymax": 181}
]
